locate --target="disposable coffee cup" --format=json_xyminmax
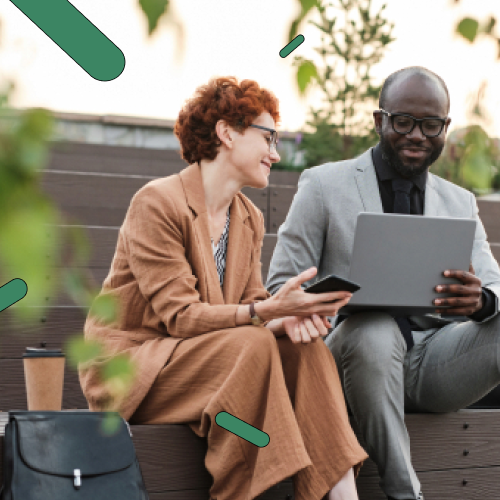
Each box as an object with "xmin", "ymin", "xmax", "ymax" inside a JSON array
[{"xmin": 23, "ymin": 348, "xmax": 65, "ymax": 411}]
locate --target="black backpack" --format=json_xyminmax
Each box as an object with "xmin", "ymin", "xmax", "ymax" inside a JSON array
[{"xmin": 1, "ymin": 411, "xmax": 149, "ymax": 500}]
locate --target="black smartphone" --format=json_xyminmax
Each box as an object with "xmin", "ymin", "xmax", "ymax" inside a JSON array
[{"xmin": 304, "ymin": 274, "xmax": 361, "ymax": 294}]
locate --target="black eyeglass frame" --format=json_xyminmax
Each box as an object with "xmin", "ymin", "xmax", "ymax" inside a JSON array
[
  {"xmin": 377, "ymin": 108, "xmax": 448, "ymax": 138},
  {"xmin": 248, "ymin": 124, "xmax": 279, "ymax": 151}
]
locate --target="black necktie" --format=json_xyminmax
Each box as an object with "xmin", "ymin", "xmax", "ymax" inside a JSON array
[
  {"xmin": 392, "ymin": 178, "xmax": 413, "ymax": 214},
  {"xmin": 391, "ymin": 178, "xmax": 415, "ymax": 350}
]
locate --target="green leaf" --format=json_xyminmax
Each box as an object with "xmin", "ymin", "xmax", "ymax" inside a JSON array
[
  {"xmin": 482, "ymin": 16, "xmax": 496, "ymax": 35},
  {"xmin": 289, "ymin": 0, "xmax": 318, "ymax": 40},
  {"xmin": 90, "ymin": 294, "xmax": 119, "ymax": 324},
  {"xmin": 62, "ymin": 269, "xmax": 93, "ymax": 308},
  {"xmin": 297, "ymin": 60, "xmax": 318, "ymax": 95},
  {"xmin": 103, "ymin": 354, "xmax": 135, "ymax": 383},
  {"xmin": 457, "ymin": 17, "xmax": 479, "ymax": 43},
  {"xmin": 0, "ymin": 203, "xmax": 60, "ymax": 318},
  {"xmin": 66, "ymin": 336, "xmax": 103, "ymax": 366},
  {"xmin": 101, "ymin": 413, "xmax": 122, "ymax": 436},
  {"xmin": 139, "ymin": 0, "xmax": 170, "ymax": 35},
  {"xmin": 102, "ymin": 355, "xmax": 136, "ymax": 400}
]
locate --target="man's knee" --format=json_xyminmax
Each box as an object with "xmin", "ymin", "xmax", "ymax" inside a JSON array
[{"xmin": 332, "ymin": 312, "xmax": 406, "ymax": 370}]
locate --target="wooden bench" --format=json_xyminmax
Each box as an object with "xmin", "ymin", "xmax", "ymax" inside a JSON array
[{"xmin": 2, "ymin": 140, "xmax": 500, "ymax": 499}]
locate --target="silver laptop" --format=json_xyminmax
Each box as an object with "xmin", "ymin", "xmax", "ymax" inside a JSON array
[{"xmin": 339, "ymin": 213, "xmax": 477, "ymax": 316}]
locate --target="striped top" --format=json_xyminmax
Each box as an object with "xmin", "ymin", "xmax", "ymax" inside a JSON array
[{"xmin": 211, "ymin": 208, "xmax": 231, "ymax": 287}]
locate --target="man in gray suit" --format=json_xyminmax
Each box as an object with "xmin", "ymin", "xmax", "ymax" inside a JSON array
[{"xmin": 266, "ymin": 66, "xmax": 500, "ymax": 500}]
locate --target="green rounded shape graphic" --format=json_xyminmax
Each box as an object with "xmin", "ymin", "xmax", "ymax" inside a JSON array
[
  {"xmin": 279, "ymin": 34, "xmax": 305, "ymax": 58},
  {"xmin": 0, "ymin": 279, "xmax": 28, "ymax": 313},
  {"xmin": 10, "ymin": 0, "xmax": 125, "ymax": 81},
  {"xmin": 215, "ymin": 411, "xmax": 270, "ymax": 448}
]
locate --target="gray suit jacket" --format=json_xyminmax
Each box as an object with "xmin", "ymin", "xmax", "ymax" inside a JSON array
[{"xmin": 266, "ymin": 148, "xmax": 500, "ymax": 328}]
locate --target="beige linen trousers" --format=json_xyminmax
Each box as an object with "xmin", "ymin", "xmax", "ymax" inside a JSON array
[{"xmin": 79, "ymin": 163, "xmax": 367, "ymax": 500}]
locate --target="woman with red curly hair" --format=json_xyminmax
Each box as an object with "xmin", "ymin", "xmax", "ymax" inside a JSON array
[{"xmin": 80, "ymin": 77, "xmax": 367, "ymax": 500}]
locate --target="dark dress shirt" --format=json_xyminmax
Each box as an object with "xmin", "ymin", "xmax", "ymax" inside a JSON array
[{"xmin": 371, "ymin": 143, "xmax": 495, "ymax": 323}]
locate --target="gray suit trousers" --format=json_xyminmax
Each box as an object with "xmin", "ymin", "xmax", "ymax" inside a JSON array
[{"xmin": 325, "ymin": 312, "xmax": 500, "ymax": 500}]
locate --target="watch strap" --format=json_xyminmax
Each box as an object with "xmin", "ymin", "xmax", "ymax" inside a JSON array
[{"xmin": 249, "ymin": 302, "xmax": 263, "ymax": 326}]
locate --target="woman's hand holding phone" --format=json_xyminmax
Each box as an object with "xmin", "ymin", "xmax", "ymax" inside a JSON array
[{"xmin": 264, "ymin": 267, "xmax": 353, "ymax": 319}]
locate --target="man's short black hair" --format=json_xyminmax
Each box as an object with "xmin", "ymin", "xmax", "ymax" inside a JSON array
[{"xmin": 379, "ymin": 66, "xmax": 450, "ymax": 113}]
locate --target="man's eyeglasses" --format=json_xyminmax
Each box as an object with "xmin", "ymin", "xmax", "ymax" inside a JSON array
[
  {"xmin": 249, "ymin": 124, "xmax": 279, "ymax": 153},
  {"xmin": 378, "ymin": 109, "xmax": 448, "ymax": 138}
]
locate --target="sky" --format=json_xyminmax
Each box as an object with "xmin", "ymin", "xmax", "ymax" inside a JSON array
[{"xmin": 0, "ymin": 0, "xmax": 499, "ymax": 136}]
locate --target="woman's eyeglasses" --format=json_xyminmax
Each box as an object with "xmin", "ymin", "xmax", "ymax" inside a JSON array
[
  {"xmin": 249, "ymin": 124, "xmax": 279, "ymax": 153},
  {"xmin": 377, "ymin": 109, "xmax": 448, "ymax": 138}
]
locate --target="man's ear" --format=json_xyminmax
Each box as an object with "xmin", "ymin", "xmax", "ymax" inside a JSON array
[
  {"xmin": 444, "ymin": 117, "xmax": 451, "ymax": 134},
  {"xmin": 373, "ymin": 111, "xmax": 382, "ymax": 137}
]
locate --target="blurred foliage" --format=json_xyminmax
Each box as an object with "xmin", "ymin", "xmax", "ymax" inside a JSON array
[
  {"xmin": 289, "ymin": 0, "xmax": 394, "ymax": 167},
  {"xmin": 0, "ymin": 81, "xmax": 133, "ymax": 413},
  {"xmin": 0, "ymin": 0, "xmax": 189, "ymax": 415},
  {"xmin": 138, "ymin": 0, "xmax": 185, "ymax": 59},
  {"xmin": 0, "ymin": 82, "xmax": 60, "ymax": 320},
  {"xmin": 139, "ymin": 0, "xmax": 171, "ymax": 35},
  {"xmin": 433, "ymin": 125, "xmax": 500, "ymax": 194},
  {"xmin": 448, "ymin": 1, "xmax": 500, "ymax": 193},
  {"xmin": 289, "ymin": 0, "xmax": 321, "ymax": 44},
  {"xmin": 300, "ymin": 120, "xmax": 378, "ymax": 167},
  {"xmin": 454, "ymin": 0, "xmax": 499, "ymax": 56}
]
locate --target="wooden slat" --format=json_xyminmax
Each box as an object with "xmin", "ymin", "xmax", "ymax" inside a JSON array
[
  {"xmin": 69, "ymin": 226, "xmax": 119, "ymax": 268},
  {"xmin": 0, "ymin": 413, "xmax": 5, "ymax": 485},
  {"xmin": 131, "ymin": 424, "xmax": 211, "ymax": 491},
  {"xmin": 357, "ymin": 465, "xmax": 500, "ymax": 500},
  {"xmin": 0, "ymin": 267, "xmax": 109, "ymax": 307},
  {"xmin": 268, "ymin": 186, "xmax": 296, "ymax": 233},
  {"xmin": 258, "ymin": 480, "xmax": 294, "ymax": 500},
  {"xmin": 148, "ymin": 491, "xmax": 209, "ymax": 500},
  {"xmin": 269, "ymin": 170, "xmax": 301, "ymax": 187},
  {"xmin": 490, "ymin": 243, "xmax": 500, "ymax": 265},
  {"xmin": 242, "ymin": 186, "xmax": 269, "ymax": 230},
  {"xmin": 357, "ymin": 410, "xmax": 500, "ymax": 477},
  {"xmin": 262, "ymin": 234, "xmax": 277, "ymax": 282},
  {"xmin": 41, "ymin": 170, "xmax": 154, "ymax": 210},
  {"xmin": 0, "ymin": 306, "xmax": 86, "ymax": 358},
  {"xmin": 132, "ymin": 424, "xmax": 294, "ymax": 497},
  {"xmin": 0, "ymin": 359, "xmax": 87, "ymax": 411},
  {"xmin": 477, "ymin": 200, "xmax": 500, "ymax": 243},
  {"xmin": 48, "ymin": 142, "xmax": 187, "ymax": 177}
]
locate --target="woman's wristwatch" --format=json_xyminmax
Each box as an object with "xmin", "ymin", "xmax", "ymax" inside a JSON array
[{"xmin": 249, "ymin": 302, "xmax": 264, "ymax": 326}]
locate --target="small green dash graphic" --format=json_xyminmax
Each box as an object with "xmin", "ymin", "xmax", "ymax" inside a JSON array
[
  {"xmin": 0, "ymin": 279, "xmax": 28, "ymax": 313},
  {"xmin": 10, "ymin": 0, "xmax": 125, "ymax": 81},
  {"xmin": 215, "ymin": 411, "xmax": 270, "ymax": 448},
  {"xmin": 279, "ymin": 34, "xmax": 305, "ymax": 58}
]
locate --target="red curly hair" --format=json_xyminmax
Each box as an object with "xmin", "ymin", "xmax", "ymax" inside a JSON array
[{"xmin": 174, "ymin": 76, "xmax": 280, "ymax": 164}]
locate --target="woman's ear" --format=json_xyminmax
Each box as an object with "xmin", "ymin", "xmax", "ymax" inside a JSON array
[{"xmin": 215, "ymin": 120, "xmax": 234, "ymax": 149}]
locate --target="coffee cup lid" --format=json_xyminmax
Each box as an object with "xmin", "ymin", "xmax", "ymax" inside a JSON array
[{"xmin": 23, "ymin": 348, "xmax": 65, "ymax": 358}]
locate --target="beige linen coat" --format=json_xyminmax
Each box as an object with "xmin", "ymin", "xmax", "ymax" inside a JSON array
[{"xmin": 79, "ymin": 163, "xmax": 270, "ymax": 420}]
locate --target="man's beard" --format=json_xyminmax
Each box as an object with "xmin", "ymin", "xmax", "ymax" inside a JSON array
[{"xmin": 379, "ymin": 135, "xmax": 444, "ymax": 179}]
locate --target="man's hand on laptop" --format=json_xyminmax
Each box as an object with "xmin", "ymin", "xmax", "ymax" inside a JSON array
[{"xmin": 434, "ymin": 264, "xmax": 483, "ymax": 316}]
